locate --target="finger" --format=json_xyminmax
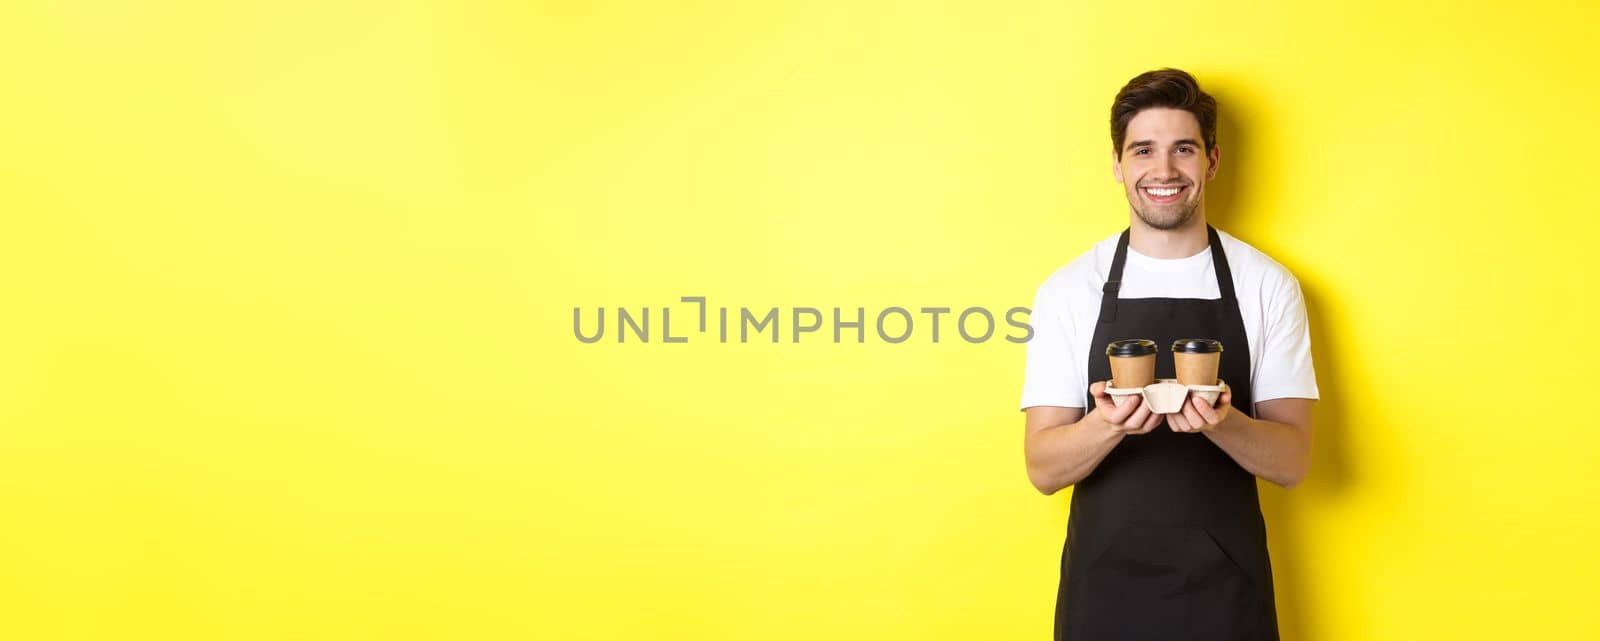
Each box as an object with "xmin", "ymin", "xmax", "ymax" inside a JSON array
[
  {"xmin": 1094, "ymin": 395, "xmax": 1115, "ymax": 414},
  {"xmin": 1217, "ymin": 386, "xmax": 1231, "ymax": 407},
  {"xmin": 1092, "ymin": 382, "xmax": 1120, "ymax": 413},
  {"xmin": 1193, "ymin": 395, "xmax": 1219, "ymax": 423},
  {"xmin": 1106, "ymin": 394, "xmax": 1141, "ymax": 425},
  {"xmin": 1126, "ymin": 400, "xmax": 1152, "ymax": 428},
  {"xmin": 1182, "ymin": 402, "xmax": 1206, "ymax": 430},
  {"xmin": 1167, "ymin": 412, "xmax": 1189, "ymax": 432},
  {"xmin": 1138, "ymin": 410, "xmax": 1163, "ymax": 433},
  {"xmin": 1090, "ymin": 382, "xmax": 1108, "ymax": 411}
]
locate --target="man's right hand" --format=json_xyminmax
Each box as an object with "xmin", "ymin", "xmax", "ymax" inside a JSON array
[{"xmin": 1088, "ymin": 381, "xmax": 1163, "ymax": 435}]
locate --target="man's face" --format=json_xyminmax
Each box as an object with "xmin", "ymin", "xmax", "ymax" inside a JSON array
[{"xmin": 1113, "ymin": 107, "xmax": 1221, "ymax": 231}]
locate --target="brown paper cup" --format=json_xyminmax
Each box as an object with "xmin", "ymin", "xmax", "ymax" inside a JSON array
[
  {"xmin": 1174, "ymin": 352, "xmax": 1220, "ymax": 386},
  {"xmin": 1109, "ymin": 354, "xmax": 1156, "ymax": 389}
]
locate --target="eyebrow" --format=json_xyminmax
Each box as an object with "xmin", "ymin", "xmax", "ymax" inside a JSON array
[{"xmin": 1124, "ymin": 138, "xmax": 1203, "ymax": 151}]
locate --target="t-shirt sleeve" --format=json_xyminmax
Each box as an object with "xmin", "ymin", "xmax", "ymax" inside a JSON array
[
  {"xmin": 1020, "ymin": 280, "xmax": 1085, "ymax": 410},
  {"xmin": 1254, "ymin": 273, "xmax": 1320, "ymax": 402}
]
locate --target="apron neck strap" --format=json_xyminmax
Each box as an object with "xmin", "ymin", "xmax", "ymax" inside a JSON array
[
  {"xmin": 1206, "ymin": 224, "xmax": 1239, "ymax": 302},
  {"xmin": 1097, "ymin": 224, "xmax": 1237, "ymax": 324}
]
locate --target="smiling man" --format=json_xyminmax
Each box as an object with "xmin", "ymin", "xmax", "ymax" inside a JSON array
[{"xmin": 1019, "ymin": 69, "xmax": 1320, "ymax": 640}]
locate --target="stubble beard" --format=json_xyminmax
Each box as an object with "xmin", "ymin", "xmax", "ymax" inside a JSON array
[{"xmin": 1132, "ymin": 195, "xmax": 1199, "ymax": 231}]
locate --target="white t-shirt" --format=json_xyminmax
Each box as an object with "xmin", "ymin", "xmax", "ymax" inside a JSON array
[{"xmin": 1019, "ymin": 228, "xmax": 1320, "ymax": 410}]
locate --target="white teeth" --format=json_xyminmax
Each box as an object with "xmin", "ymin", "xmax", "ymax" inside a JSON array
[{"xmin": 1144, "ymin": 186, "xmax": 1182, "ymax": 197}]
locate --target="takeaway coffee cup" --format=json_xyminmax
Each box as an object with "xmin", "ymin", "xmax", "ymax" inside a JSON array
[
  {"xmin": 1172, "ymin": 338, "xmax": 1223, "ymax": 386},
  {"xmin": 1105, "ymin": 339, "xmax": 1157, "ymax": 389}
]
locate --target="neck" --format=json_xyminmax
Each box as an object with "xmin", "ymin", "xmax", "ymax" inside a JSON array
[{"xmin": 1128, "ymin": 212, "xmax": 1210, "ymax": 259}]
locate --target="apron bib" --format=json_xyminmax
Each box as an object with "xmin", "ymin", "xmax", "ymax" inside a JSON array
[{"xmin": 1054, "ymin": 225, "xmax": 1278, "ymax": 641}]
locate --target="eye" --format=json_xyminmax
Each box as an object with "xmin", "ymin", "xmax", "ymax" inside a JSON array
[
  {"xmin": 1135, "ymin": 148, "xmax": 1150, "ymax": 156},
  {"xmin": 1176, "ymin": 146, "xmax": 1193, "ymax": 154}
]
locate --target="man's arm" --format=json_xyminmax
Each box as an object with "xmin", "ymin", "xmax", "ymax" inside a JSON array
[
  {"xmin": 1024, "ymin": 406, "xmax": 1108, "ymax": 496},
  {"xmin": 1185, "ymin": 267, "xmax": 1319, "ymax": 487},
  {"xmin": 1023, "ymin": 384, "xmax": 1163, "ymax": 495},
  {"xmin": 1169, "ymin": 394, "xmax": 1314, "ymax": 488}
]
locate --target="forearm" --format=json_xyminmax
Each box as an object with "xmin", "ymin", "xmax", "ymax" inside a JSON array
[
  {"xmin": 1025, "ymin": 415, "xmax": 1123, "ymax": 495},
  {"xmin": 1204, "ymin": 412, "xmax": 1311, "ymax": 487}
]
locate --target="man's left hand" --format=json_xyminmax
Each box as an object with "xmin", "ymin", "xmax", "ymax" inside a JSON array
[{"xmin": 1166, "ymin": 386, "xmax": 1233, "ymax": 433}]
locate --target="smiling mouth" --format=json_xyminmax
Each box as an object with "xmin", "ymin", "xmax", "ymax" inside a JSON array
[{"xmin": 1140, "ymin": 185, "xmax": 1187, "ymax": 203}]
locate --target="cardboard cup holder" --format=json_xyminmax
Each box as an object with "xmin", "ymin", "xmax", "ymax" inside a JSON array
[{"xmin": 1105, "ymin": 379, "xmax": 1227, "ymax": 414}]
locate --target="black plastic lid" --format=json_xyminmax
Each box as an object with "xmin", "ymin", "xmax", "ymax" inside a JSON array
[
  {"xmin": 1171, "ymin": 338, "xmax": 1223, "ymax": 354},
  {"xmin": 1105, "ymin": 339, "xmax": 1157, "ymax": 357}
]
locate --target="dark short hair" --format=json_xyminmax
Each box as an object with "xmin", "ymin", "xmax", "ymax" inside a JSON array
[{"xmin": 1110, "ymin": 68, "xmax": 1217, "ymax": 159}]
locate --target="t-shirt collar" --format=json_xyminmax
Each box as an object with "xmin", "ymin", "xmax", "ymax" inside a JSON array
[{"xmin": 1125, "ymin": 244, "xmax": 1213, "ymax": 272}]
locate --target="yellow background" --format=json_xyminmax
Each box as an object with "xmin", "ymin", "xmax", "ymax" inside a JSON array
[{"xmin": 3, "ymin": 1, "xmax": 1598, "ymax": 639}]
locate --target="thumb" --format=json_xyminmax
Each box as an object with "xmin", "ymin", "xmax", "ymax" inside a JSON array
[{"xmin": 1105, "ymin": 394, "xmax": 1140, "ymax": 423}]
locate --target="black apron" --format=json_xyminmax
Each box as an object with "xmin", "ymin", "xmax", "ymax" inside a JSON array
[{"xmin": 1054, "ymin": 225, "xmax": 1278, "ymax": 641}]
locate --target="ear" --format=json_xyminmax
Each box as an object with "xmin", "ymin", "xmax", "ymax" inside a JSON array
[
  {"xmin": 1112, "ymin": 149, "xmax": 1124, "ymax": 184},
  {"xmin": 1205, "ymin": 144, "xmax": 1221, "ymax": 181}
]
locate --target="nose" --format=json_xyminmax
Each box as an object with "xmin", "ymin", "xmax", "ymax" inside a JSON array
[{"xmin": 1154, "ymin": 155, "xmax": 1180, "ymax": 180}]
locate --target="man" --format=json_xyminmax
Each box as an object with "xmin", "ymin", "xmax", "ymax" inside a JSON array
[{"xmin": 1019, "ymin": 68, "xmax": 1320, "ymax": 641}]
